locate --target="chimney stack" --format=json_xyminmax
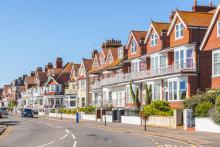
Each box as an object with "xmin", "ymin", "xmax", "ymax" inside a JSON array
[
  {"xmin": 30, "ymin": 71, "xmax": 35, "ymax": 77},
  {"xmin": 56, "ymin": 57, "xmax": 63, "ymax": 69},
  {"xmin": 36, "ymin": 67, "xmax": 43, "ymax": 73},
  {"xmin": 192, "ymin": 0, "xmax": 216, "ymax": 12}
]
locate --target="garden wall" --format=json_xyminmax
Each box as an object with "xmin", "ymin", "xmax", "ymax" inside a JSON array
[
  {"xmin": 195, "ymin": 118, "xmax": 220, "ymax": 133},
  {"xmin": 121, "ymin": 115, "xmax": 176, "ymax": 128}
]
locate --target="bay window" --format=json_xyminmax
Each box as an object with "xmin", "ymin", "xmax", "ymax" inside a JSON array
[
  {"xmin": 175, "ymin": 48, "xmax": 194, "ymax": 68},
  {"xmin": 213, "ymin": 51, "xmax": 220, "ymax": 76},
  {"xmin": 167, "ymin": 79, "xmax": 187, "ymax": 101},
  {"xmin": 175, "ymin": 23, "xmax": 184, "ymax": 39}
]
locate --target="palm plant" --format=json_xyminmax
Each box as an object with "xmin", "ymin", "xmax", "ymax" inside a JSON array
[
  {"xmin": 129, "ymin": 81, "xmax": 141, "ymax": 110},
  {"xmin": 145, "ymin": 84, "xmax": 152, "ymax": 105}
]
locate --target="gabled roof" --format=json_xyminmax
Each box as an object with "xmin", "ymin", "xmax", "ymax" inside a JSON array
[
  {"xmin": 145, "ymin": 22, "xmax": 170, "ymax": 43},
  {"xmin": 92, "ymin": 54, "xmax": 100, "ymax": 69},
  {"xmin": 167, "ymin": 11, "xmax": 214, "ymax": 35},
  {"xmin": 200, "ymin": 4, "xmax": 220, "ymax": 50},
  {"xmin": 26, "ymin": 76, "xmax": 35, "ymax": 85},
  {"xmin": 126, "ymin": 31, "xmax": 147, "ymax": 49},
  {"xmin": 82, "ymin": 58, "xmax": 93, "ymax": 72}
]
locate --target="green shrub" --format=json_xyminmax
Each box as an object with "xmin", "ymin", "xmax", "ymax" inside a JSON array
[
  {"xmin": 215, "ymin": 96, "xmax": 220, "ymax": 113},
  {"xmin": 195, "ymin": 102, "xmax": 213, "ymax": 117},
  {"xmin": 184, "ymin": 89, "xmax": 219, "ymax": 115},
  {"xmin": 212, "ymin": 112, "xmax": 220, "ymax": 125},
  {"xmin": 83, "ymin": 106, "xmax": 96, "ymax": 114},
  {"xmin": 143, "ymin": 100, "xmax": 173, "ymax": 117}
]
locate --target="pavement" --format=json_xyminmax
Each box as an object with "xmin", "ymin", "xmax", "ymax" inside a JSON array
[
  {"xmin": 0, "ymin": 115, "xmax": 194, "ymax": 147},
  {"xmin": 40, "ymin": 116, "xmax": 220, "ymax": 147}
]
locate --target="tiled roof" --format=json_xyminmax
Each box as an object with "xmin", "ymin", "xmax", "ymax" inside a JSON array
[
  {"xmin": 131, "ymin": 31, "xmax": 147, "ymax": 44},
  {"xmin": 26, "ymin": 76, "xmax": 35, "ymax": 85},
  {"xmin": 83, "ymin": 58, "xmax": 93, "ymax": 72},
  {"xmin": 109, "ymin": 48, "xmax": 118, "ymax": 60},
  {"xmin": 152, "ymin": 22, "xmax": 170, "ymax": 36},
  {"xmin": 47, "ymin": 68, "xmax": 63, "ymax": 77},
  {"xmin": 178, "ymin": 11, "xmax": 213, "ymax": 27},
  {"xmin": 89, "ymin": 56, "xmax": 126, "ymax": 73},
  {"xmin": 56, "ymin": 72, "xmax": 71, "ymax": 84}
]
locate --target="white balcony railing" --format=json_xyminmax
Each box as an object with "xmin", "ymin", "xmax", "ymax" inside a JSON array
[{"xmin": 91, "ymin": 63, "xmax": 196, "ymax": 90}]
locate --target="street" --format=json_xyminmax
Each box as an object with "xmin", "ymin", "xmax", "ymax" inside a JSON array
[{"xmin": 0, "ymin": 115, "xmax": 191, "ymax": 147}]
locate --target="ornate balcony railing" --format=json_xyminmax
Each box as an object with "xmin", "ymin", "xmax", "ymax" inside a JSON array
[{"xmin": 91, "ymin": 63, "xmax": 196, "ymax": 90}]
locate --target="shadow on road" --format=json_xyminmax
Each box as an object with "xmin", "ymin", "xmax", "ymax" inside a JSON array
[{"xmin": 0, "ymin": 120, "xmax": 19, "ymax": 126}]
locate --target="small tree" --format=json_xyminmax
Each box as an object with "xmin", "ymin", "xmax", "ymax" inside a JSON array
[{"xmin": 145, "ymin": 84, "xmax": 152, "ymax": 105}]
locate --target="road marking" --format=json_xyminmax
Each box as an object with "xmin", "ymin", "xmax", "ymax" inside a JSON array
[
  {"xmin": 59, "ymin": 134, "xmax": 68, "ymax": 140},
  {"xmin": 73, "ymin": 140, "xmax": 77, "ymax": 147},
  {"xmin": 65, "ymin": 129, "xmax": 71, "ymax": 134},
  {"xmin": 71, "ymin": 134, "xmax": 76, "ymax": 140},
  {"xmin": 38, "ymin": 141, "xmax": 55, "ymax": 147},
  {"xmin": 55, "ymin": 126, "xmax": 63, "ymax": 129}
]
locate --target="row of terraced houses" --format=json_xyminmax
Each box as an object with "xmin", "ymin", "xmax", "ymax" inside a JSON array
[{"xmin": 1, "ymin": 1, "xmax": 220, "ymax": 115}]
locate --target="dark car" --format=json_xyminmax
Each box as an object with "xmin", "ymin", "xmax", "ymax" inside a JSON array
[
  {"xmin": 21, "ymin": 108, "xmax": 33, "ymax": 118},
  {"xmin": 0, "ymin": 107, "xmax": 8, "ymax": 115},
  {"xmin": 0, "ymin": 111, "xmax": 2, "ymax": 118}
]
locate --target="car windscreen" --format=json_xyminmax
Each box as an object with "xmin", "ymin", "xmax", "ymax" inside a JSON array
[{"xmin": 24, "ymin": 109, "xmax": 32, "ymax": 113}]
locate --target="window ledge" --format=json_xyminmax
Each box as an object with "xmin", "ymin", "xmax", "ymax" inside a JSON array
[
  {"xmin": 175, "ymin": 36, "xmax": 184, "ymax": 41},
  {"xmin": 212, "ymin": 75, "xmax": 220, "ymax": 78}
]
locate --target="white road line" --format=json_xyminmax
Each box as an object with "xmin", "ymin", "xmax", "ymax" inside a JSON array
[
  {"xmin": 65, "ymin": 129, "xmax": 71, "ymax": 134},
  {"xmin": 55, "ymin": 126, "xmax": 63, "ymax": 129},
  {"xmin": 59, "ymin": 134, "xmax": 68, "ymax": 140},
  {"xmin": 73, "ymin": 141, "xmax": 77, "ymax": 147},
  {"xmin": 71, "ymin": 134, "xmax": 76, "ymax": 140},
  {"xmin": 38, "ymin": 141, "xmax": 55, "ymax": 147}
]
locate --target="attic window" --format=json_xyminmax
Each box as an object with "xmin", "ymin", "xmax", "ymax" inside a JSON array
[
  {"xmin": 151, "ymin": 33, "xmax": 158, "ymax": 47},
  {"xmin": 175, "ymin": 23, "xmax": 184, "ymax": 40},
  {"xmin": 131, "ymin": 40, "xmax": 137, "ymax": 54},
  {"xmin": 118, "ymin": 47, "xmax": 123, "ymax": 59},
  {"xmin": 217, "ymin": 21, "xmax": 220, "ymax": 37}
]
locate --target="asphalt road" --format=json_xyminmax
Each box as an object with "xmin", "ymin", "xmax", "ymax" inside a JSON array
[{"xmin": 0, "ymin": 115, "xmax": 192, "ymax": 147}]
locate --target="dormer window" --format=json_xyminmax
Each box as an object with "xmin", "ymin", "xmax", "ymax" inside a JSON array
[
  {"xmin": 118, "ymin": 47, "xmax": 123, "ymax": 59},
  {"xmin": 151, "ymin": 33, "xmax": 158, "ymax": 47},
  {"xmin": 175, "ymin": 23, "xmax": 184, "ymax": 40},
  {"xmin": 131, "ymin": 40, "xmax": 137, "ymax": 54},
  {"xmin": 217, "ymin": 21, "xmax": 220, "ymax": 37}
]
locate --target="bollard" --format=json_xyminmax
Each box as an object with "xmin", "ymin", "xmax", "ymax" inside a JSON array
[
  {"xmin": 76, "ymin": 112, "xmax": 79, "ymax": 124},
  {"xmin": 144, "ymin": 117, "xmax": 147, "ymax": 131},
  {"xmin": 105, "ymin": 116, "xmax": 107, "ymax": 126}
]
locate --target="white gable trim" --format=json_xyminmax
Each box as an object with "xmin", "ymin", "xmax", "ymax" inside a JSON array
[
  {"xmin": 167, "ymin": 12, "xmax": 187, "ymax": 36},
  {"xmin": 126, "ymin": 32, "xmax": 140, "ymax": 49},
  {"xmin": 144, "ymin": 24, "xmax": 160, "ymax": 44},
  {"xmin": 45, "ymin": 76, "xmax": 58, "ymax": 85},
  {"xmin": 92, "ymin": 55, "xmax": 100, "ymax": 69},
  {"xmin": 106, "ymin": 49, "xmax": 114, "ymax": 62},
  {"xmin": 200, "ymin": 5, "xmax": 220, "ymax": 50},
  {"xmin": 79, "ymin": 60, "xmax": 86, "ymax": 75}
]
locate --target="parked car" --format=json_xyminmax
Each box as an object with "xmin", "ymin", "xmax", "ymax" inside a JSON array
[
  {"xmin": 21, "ymin": 108, "xmax": 33, "ymax": 118},
  {"xmin": 0, "ymin": 107, "xmax": 8, "ymax": 115}
]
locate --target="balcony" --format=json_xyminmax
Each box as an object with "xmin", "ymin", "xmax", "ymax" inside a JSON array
[{"xmin": 91, "ymin": 63, "xmax": 196, "ymax": 90}]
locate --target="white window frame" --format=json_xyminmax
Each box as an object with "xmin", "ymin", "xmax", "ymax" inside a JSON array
[
  {"xmin": 167, "ymin": 78, "xmax": 187, "ymax": 101},
  {"xmin": 174, "ymin": 48, "xmax": 194, "ymax": 68},
  {"xmin": 217, "ymin": 21, "xmax": 220, "ymax": 37},
  {"xmin": 131, "ymin": 40, "xmax": 137, "ymax": 54},
  {"xmin": 212, "ymin": 50, "xmax": 220, "ymax": 77},
  {"xmin": 118, "ymin": 47, "xmax": 124, "ymax": 59},
  {"xmin": 150, "ymin": 33, "xmax": 158, "ymax": 47},
  {"xmin": 175, "ymin": 23, "xmax": 184, "ymax": 40}
]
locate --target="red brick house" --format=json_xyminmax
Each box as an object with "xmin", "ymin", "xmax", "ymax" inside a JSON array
[{"xmin": 200, "ymin": 4, "xmax": 220, "ymax": 89}]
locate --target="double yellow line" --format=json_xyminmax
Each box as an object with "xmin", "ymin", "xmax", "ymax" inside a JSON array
[{"xmin": 0, "ymin": 126, "xmax": 13, "ymax": 140}]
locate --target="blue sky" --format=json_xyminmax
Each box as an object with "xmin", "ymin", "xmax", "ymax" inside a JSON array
[{"xmin": 0, "ymin": 0, "xmax": 219, "ymax": 87}]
